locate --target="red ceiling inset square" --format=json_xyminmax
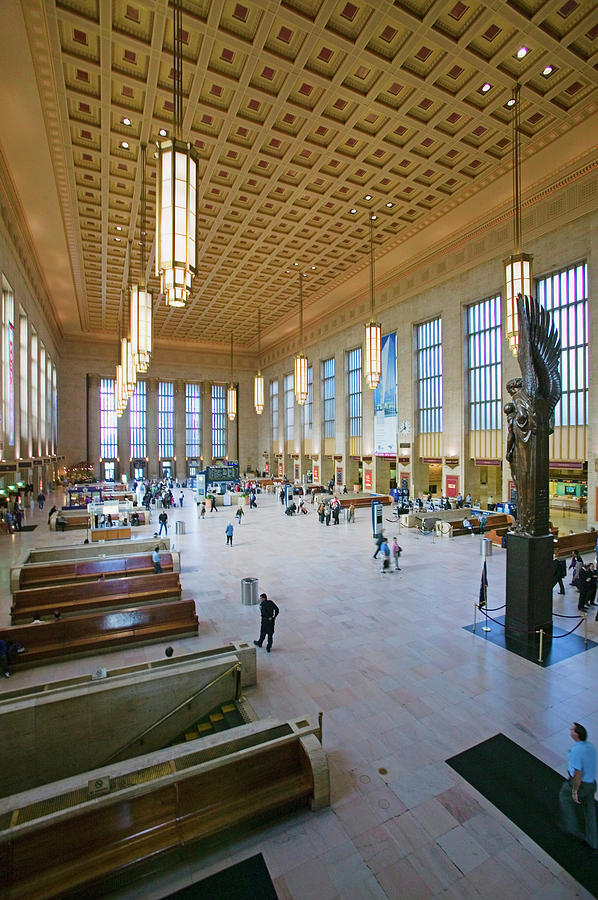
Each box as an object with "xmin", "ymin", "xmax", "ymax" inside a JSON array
[
  {"xmin": 233, "ymin": 4, "xmax": 248, "ymax": 21},
  {"xmin": 341, "ymin": 3, "xmax": 358, "ymax": 21},
  {"xmin": 449, "ymin": 2, "xmax": 468, "ymax": 20}
]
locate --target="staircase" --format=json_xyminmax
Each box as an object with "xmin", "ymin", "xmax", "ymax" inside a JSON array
[{"xmin": 179, "ymin": 701, "xmax": 245, "ymax": 744}]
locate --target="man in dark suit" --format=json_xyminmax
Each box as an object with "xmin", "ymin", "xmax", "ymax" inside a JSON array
[{"xmin": 253, "ymin": 593, "xmax": 280, "ymax": 653}]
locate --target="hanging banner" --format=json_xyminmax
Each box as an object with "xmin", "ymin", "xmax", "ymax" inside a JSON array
[
  {"xmin": 313, "ymin": 465, "xmax": 319, "ymax": 482},
  {"xmin": 374, "ymin": 332, "xmax": 397, "ymax": 456}
]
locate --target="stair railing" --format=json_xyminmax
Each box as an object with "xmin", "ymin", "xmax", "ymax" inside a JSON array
[{"xmin": 100, "ymin": 663, "xmax": 241, "ymax": 766}]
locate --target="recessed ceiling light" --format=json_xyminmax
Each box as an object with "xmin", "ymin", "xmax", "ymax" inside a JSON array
[
  {"xmin": 122, "ymin": 117, "xmax": 131, "ymax": 126},
  {"xmin": 364, "ymin": 194, "xmax": 372, "ymax": 201},
  {"xmin": 294, "ymin": 261, "xmax": 299, "ymax": 266},
  {"xmin": 350, "ymin": 208, "xmax": 357, "ymax": 214},
  {"xmin": 542, "ymin": 65, "xmax": 554, "ymax": 76},
  {"xmin": 159, "ymin": 128, "xmax": 167, "ymax": 137},
  {"xmin": 120, "ymin": 141, "xmax": 129, "ymax": 149},
  {"xmin": 115, "ymin": 225, "xmax": 122, "ymax": 231},
  {"xmin": 371, "ymin": 214, "xmax": 377, "ymax": 221},
  {"xmin": 386, "ymin": 202, "xmax": 393, "ymax": 208},
  {"xmin": 506, "ymin": 97, "xmax": 516, "ymax": 108},
  {"xmin": 115, "ymin": 237, "xmax": 121, "ymax": 241},
  {"xmin": 516, "ymin": 46, "xmax": 528, "ymax": 59},
  {"xmin": 481, "ymin": 82, "xmax": 491, "ymax": 93}
]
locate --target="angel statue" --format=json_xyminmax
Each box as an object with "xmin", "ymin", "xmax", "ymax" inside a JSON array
[{"xmin": 504, "ymin": 294, "xmax": 561, "ymax": 537}]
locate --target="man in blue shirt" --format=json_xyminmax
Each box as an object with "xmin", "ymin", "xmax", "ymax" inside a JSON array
[{"xmin": 559, "ymin": 722, "xmax": 598, "ymax": 849}]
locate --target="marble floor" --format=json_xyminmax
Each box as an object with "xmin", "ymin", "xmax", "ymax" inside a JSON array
[{"xmin": 1, "ymin": 490, "xmax": 597, "ymax": 899}]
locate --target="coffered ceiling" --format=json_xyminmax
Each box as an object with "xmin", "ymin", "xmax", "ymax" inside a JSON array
[{"xmin": 1, "ymin": 0, "xmax": 597, "ymax": 351}]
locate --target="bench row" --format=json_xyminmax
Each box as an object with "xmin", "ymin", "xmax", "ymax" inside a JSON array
[
  {"xmin": 11, "ymin": 571, "xmax": 182, "ymax": 624},
  {"xmin": 1, "ymin": 598, "xmax": 198, "ymax": 666},
  {"xmin": 15, "ymin": 552, "xmax": 178, "ymax": 591}
]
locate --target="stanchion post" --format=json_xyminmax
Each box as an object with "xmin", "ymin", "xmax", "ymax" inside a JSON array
[
  {"xmin": 537, "ymin": 628, "xmax": 544, "ymax": 664},
  {"xmin": 473, "ymin": 603, "xmax": 477, "ymax": 633}
]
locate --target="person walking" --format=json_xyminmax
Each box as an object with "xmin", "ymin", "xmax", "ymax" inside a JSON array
[
  {"xmin": 235, "ymin": 505, "xmax": 244, "ymax": 525},
  {"xmin": 152, "ymin": 546, "xmax": 162, "ymax": 573},
  {"xmin": 380, "ymin": 538, "xmax": 391, "ymax": 573},
  {"xmin": 391, "ymin": 537, "xmax": 402, "ymax": 571},
  {"xmin": 210, "ymin": 494, "xmax": 217, "ymax": 512},
  {"xmin": 158, "ymin": 511, "xmax": 168, "ymax": 536},
  {"xmin": 225, "ymin": 521, "xmax": 234, "ymax": 546},
  {"xmin": 552, "ymin": 554, "xmax": 566, "ymax": 595},
  {"xmin": 37, "ymin": 491, "xmax": 45, "ymax": 510},
  {"xmin": 559, "ymin": 722, "xmax": 598, "ymax": 849},
  {"xmin": 179, "ymin": 490, "xmax": 184, "ymax": 507},
  {"xmin": 253, "ymin": 592, "xmax": 279, "ymax": 653}
]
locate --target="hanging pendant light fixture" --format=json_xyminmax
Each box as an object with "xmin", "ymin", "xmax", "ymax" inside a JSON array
[
  {"xmin": 364, "ymin": 213, "xmax": 381, "ymax": 389},
  {"xmin": 254, "ymin": 310, "xmax": 264, "ymax": 415},
  {"xmin": 155, "ymin": 0, "xmax": 198, "ymax": 308},
  {"xmin": 294, "ymin": 272, "xmax": 309, "ymax": 405},
  {"xmin": 121, "ymin": 334, "xmax": 136, "ymax": 400},
  {"xmin": 131, "ymin": 143, "xmax": 152, "ymax": 372},
  {"xmin": 504, "ymin": 83, "xmax": 533, "ymax": 357},
  {"xmin": 227, "ymin": 333, "xmax": 237, "ymax": 421},
  {"xmin": 115, "ymin": 364, "xmax": 125, "ymax": 418}
]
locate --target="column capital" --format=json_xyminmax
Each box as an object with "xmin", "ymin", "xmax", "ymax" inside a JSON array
[
  {"xmin": 146, "ymin": 377, "xmax": 159, "ymax": 391},
  {"xmin": 87, "ymin": 374, "xmax": 102, "ymax": 389}
]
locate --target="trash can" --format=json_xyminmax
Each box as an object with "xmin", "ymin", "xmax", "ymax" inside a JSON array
[
  {"xmin": 480, "ymin": 537, "xmax": 492, "ymax": 557},
  {"xmin": 175, "ymin": 520, "xmax": 185, "ymax": 535},
  {"xmin": 241, "ymin": 576, "xmax": 259, "ymax": 606}
]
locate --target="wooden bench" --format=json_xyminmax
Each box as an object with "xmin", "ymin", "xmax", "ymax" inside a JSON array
[
  {"xmin": 450, "ymin": 517, "xmax": 481, "ymax": 537},
  {"xmin": 1, "ymin": 598, "xmax": 198, "ymax": 665},
  {"xmin": 337, "ymin": 494, "xmax": 391, "ymax": 509},
  {"xmin": 50, "ymin": 511, "xmax": 89, "ymax": 530},
  {"xmin": 16, "ymin": 553, "xmax": 177, "ymax": 590},
  {"xmin": 11, "ymin": 572, "xmax": 182, "ymax": 624},
  {"xmin": 554, "ymin": 531, "xmax": 597, "ymax": 558},
  {"xmin": 0, "ymin": 718, "xmax": 327, "ymax": 899},
  {"xmin": 23, "ymin": 537, "xmax": 171, "ymax": 566}
]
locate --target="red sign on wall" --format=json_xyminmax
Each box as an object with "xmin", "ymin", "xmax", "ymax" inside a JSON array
[
  {"xmin": 265, "ymin": 461, "xmax": 269, "ymax": 474},
  {"xmin": 313, "ymin": 465, "xmax": 319, "ymax": 482},
  {"xmin": 445, "ymin": 475, "xmax": 459, "ymax": 498},
  {"xmin": 278, "ymin": 462, "xmax": 283, "ymax": 476},
  {"xmin": 364, "ymin": 470, "xmax": 372, "ymax": 490}
]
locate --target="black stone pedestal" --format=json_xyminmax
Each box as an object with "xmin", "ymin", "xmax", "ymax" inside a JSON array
[{"xmin": 505, "ymin": 533, "xmax": 553, "ymax": 649}]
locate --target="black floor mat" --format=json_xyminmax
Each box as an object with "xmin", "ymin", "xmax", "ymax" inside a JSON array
[
  {"xmin": 165, "ymin": 852, "xmax": 277, "ymax": 899},
  {"xmin": 447, "ymin": 733, "xmax": 598, "ymax": 897}
]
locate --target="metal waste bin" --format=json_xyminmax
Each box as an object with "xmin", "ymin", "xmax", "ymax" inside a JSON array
[
  {"xmin": 175, "ymin": 520, "xmax": 185, "ymax": 535},
  {"xmin": 480, "ymin": 537, "xmax": 492, "ymax": 557},
  {"xmin": 241, "ymin": 576, "xmax": 259, "ymax": 606}
]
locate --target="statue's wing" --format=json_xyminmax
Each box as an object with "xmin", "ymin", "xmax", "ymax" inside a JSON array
[
  {"xmin": 522, "ymin": 294, "xmax": 562, "ymax": 413},
  {"xmin": 517, "ymin": 294, "xmax": 537, "ymax": 398}
]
